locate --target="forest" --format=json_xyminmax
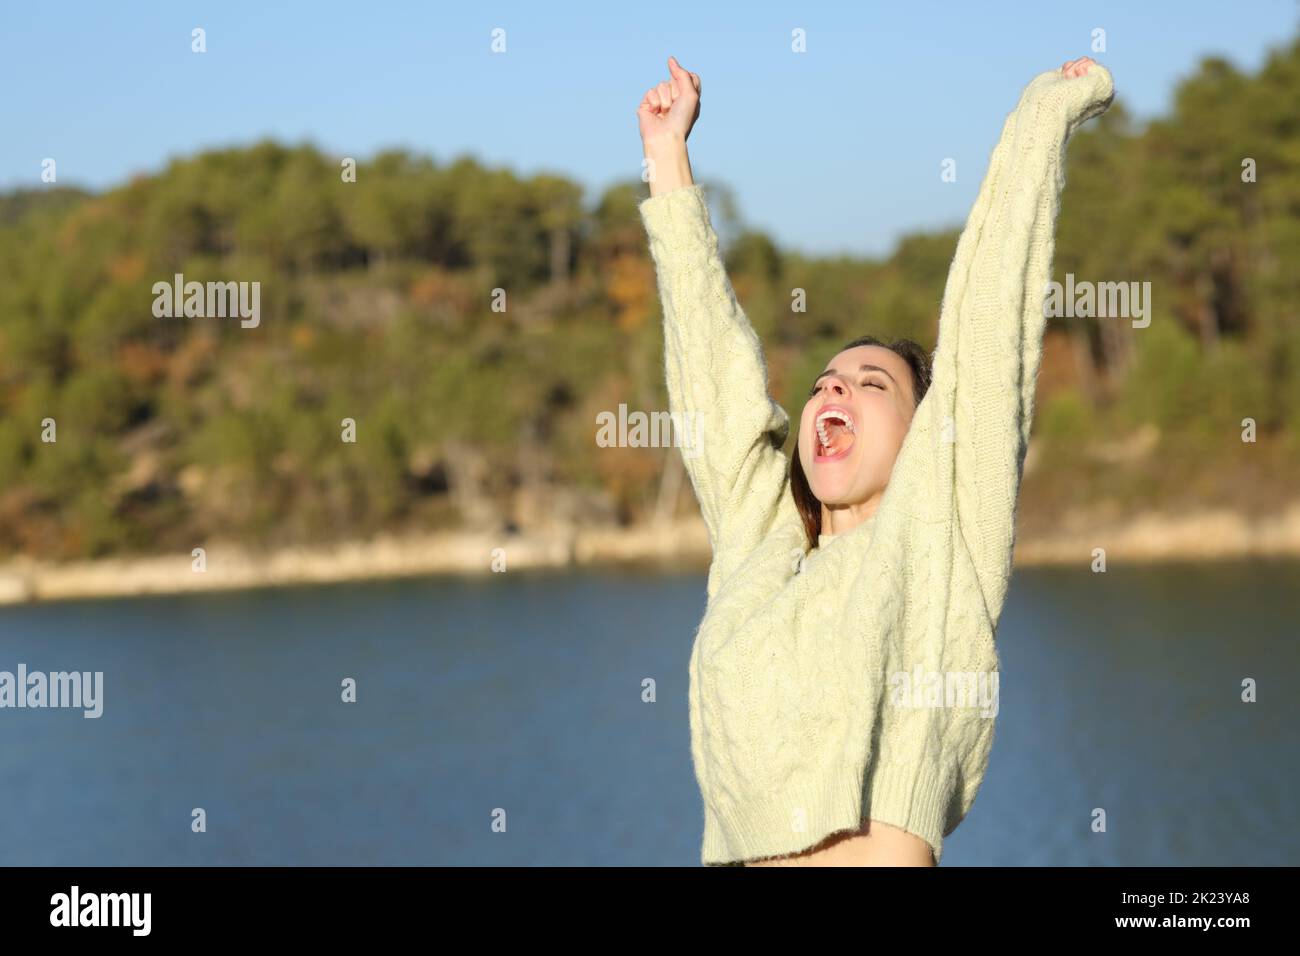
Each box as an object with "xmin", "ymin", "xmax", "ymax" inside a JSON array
[{"xmin": 1, "ymin": 39, "xmax": 1297, "ymax": 560}]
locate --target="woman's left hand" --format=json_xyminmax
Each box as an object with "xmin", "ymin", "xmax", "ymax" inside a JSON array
[{"xmin": 1060, "ymin": 56, "xmax": 1095, "ymax": 78}]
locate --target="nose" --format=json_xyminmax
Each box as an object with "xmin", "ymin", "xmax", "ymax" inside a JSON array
[{"xmin": 826, "ymin": 376, "xmax": 849, "ymax": 397}]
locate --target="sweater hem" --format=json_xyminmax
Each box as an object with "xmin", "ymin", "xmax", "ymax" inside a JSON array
[
  {"xmin": 700, "ymin": 759, "xmax": 954, "ymax": 866},
  {"xmin": 701, "ymin": 768, "xmax": 866, "ymax": 866}
]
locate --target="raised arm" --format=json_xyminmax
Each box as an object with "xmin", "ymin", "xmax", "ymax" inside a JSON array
[
  {"xmin": 635, "ymin": 57, "xmax": 792, "ymax": 556},
  {"xmin": 887, "ymin": 58, "xmax": 1116, "ymax": 621}
]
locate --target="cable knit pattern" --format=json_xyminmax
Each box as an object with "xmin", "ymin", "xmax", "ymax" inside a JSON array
[{"xmin": 638, "ymin": 65, "xmax": 1114, "ymax": 865}]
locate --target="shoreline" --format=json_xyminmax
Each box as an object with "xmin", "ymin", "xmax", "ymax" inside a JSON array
[{"xmin": 2, "ymin": 504, "xmax": 1300, "ymax": 606}]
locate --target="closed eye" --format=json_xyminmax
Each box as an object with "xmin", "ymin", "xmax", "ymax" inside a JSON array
[{"xmin": 809, "ymin": 378, "xmax": 886, "ymax": 396}]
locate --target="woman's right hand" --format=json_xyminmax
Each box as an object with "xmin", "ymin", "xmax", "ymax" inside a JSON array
[
  {"xmin": 637, "ymin": 55, "xmax": 701, "ymax": 149},
  {"xmin": 638, "ymin": 56, "xmax": 700, "ymax": 196}
]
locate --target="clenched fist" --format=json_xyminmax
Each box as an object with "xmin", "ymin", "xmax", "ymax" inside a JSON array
[
  {"xmin": 1060, "ymin": 56, "xmax": 1095, "ymax": 77},
  {"xmin": 637, "ymin": 55, "xmax": 702, "ymax": 148}
]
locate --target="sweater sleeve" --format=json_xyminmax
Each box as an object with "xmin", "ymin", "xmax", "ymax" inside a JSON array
[
  {"xmin": 904, "ymin": 65, "xmax": 1116, "ymax": 622},
  {"xmin": 638, "ymin": 183, "xmax": 792, "ymax": 555}
]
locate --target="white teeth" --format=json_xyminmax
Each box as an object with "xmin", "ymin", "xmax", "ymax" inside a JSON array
[
  {"xmin": 815, "ymin": 408, "xmax": 855, "ymax": 454},
  {"xmin": 815, "ymin": 409, "xmax": 856, "ymax": 433}
]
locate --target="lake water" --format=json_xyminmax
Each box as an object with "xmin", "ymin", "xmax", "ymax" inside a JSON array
[{"xmin": 1, "ymin": 559, "xmax": 1296, "ymax": 866}]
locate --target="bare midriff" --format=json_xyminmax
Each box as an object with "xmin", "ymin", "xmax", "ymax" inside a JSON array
[{"xmin": 743, "ymin": 819, "xmax": 936, "ymax": 867}]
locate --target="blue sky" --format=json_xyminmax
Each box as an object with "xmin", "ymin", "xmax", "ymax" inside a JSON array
[{"xmin": 3, "ymin": 1, "xmax": 1297, "ymax": 256}]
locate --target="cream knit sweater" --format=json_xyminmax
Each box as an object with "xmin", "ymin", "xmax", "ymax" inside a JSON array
[{"xmin": 638, "ymin": 64, "xmax": 1115, "ymax": 865}]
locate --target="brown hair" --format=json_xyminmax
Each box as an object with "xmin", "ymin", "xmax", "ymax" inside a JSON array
[{"xmin": 790, "ymin": 335, "xmax": 933, "ymax": 549}]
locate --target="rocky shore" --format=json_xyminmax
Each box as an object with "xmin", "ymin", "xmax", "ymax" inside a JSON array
[{"xmin": 1, "ymin": 504, "xmax": 1298, "ymax": 606}]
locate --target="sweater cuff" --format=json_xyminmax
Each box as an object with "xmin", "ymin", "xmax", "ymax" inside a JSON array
[
  {"xmin": 862, "ymin": 759, "xmax": 955, "ymax": 865},
  {"xmin": 1023, "ymin": 63, "xmax": 1115, "ymax": 130},
  {"xmin": 638, "ymin": 182, "xmax": 714, "ymax": 254}
]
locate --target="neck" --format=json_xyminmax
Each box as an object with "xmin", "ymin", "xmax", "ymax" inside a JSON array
[{"xmin": 820, "ymin": 496, "xmax": 882, "ymax": 537}]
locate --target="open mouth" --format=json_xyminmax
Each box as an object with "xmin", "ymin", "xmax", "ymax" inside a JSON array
[{"xmin": 814, "ymin": 406, "xmax": 856, "ymax": 461}]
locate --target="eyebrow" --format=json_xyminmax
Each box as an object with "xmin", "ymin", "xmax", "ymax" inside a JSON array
[{"xmin": 814, "ymin": 364, "xmax": 901, "ymax": 388}]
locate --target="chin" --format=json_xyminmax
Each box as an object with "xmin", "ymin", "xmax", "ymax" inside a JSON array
[
  {"xmin": 812, "ymin": 486, "xmax": 862, "ymax": 507},
  {"xmin": 803, "ymin": 455, "xmax": 860, "ymax": 505}
]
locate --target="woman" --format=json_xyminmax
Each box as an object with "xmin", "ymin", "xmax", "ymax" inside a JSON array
[{"xmin": 636, "ymin": 55, "xmax": 1114, "ymax": 866}]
